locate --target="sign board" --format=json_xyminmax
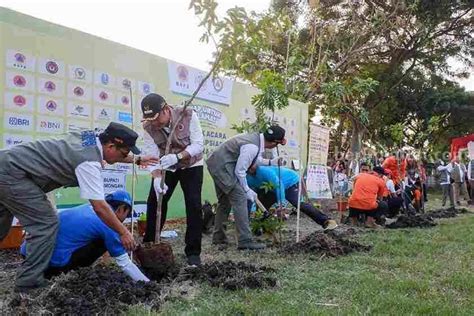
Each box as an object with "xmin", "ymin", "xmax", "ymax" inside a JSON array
[
  {"xmin": 306, "ymin": 165, "xmax": 332, "ymax": 199},
  {"xmin": 308, "ymin": 123, "xmax": 330, "ymax": 166}
]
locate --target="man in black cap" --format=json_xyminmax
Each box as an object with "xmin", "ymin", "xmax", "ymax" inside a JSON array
[
  {"xmin": 140, "ymin": 93, "xmax": 205, "ymax": 266},
  {"xmin": 0, "ymin": 122, "xmax": 158, "ymax": 292},
  {"xmin": 206, "ymin": 125, "xmax": 287, "ymax": 250}
]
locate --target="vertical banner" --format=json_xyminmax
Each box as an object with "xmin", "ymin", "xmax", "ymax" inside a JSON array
[
  {"xmin": 306, "ymin": 123, "xmax": 332, "ymax": 199},
  {"xmin": 468, "ymin": 141, "xmax": 474, "ymax": 160}
]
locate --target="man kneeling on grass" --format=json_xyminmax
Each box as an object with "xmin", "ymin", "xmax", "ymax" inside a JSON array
[
  {"xmin": 20, "ymin": 190, "xmax": 149, "ymax": 282},
  {"xmin": 247, "ymin": 164, "xmax": 338, "ymax": 230}
]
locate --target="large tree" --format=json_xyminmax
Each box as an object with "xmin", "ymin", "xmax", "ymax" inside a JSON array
[{"xmin": 190, "ymin": 0, "xmax": 473, "ymax": 162}]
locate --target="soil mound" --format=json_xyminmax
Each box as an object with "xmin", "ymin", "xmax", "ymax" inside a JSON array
[
  {"xmin": 280, "ymin": 231, "xmax": 371, "ymax": 257},
  {"xmin": 427, "ymin": 207, "xmax": 468, "ymax": 219},
  {"xmin": 176, "ymin": 261, "xmax": 276, "ymax": 290},
  {"xmin": 386, "ymin": 214, "xmax": 436, "ymax": 229},
  {"xmin": 9, "ymin": 265, "xmax": 162, "ymax": 315}
]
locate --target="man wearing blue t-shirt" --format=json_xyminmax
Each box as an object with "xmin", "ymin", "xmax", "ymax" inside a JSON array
[
  {"xmin": 247, "ymin": 165, "xmax": 337, "ymax": 230},
  {"xmin": 20, "ymin": 190, "xmax": 149, "ymax": 282}
]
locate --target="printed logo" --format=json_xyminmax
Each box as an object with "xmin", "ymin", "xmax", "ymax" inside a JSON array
[
  {"xmin": 13, "ymin": 95, "xmax": 26, "ymax": 107},
  {"xmin": 46, "ymin": 100, "xmax": 58, "ymax": 112},
  {"xmin": 75, "ymin": 105, "xmax": 85, "ymax": 113},
  {"xmin": 99, "ymin": 91, "xmax": 109, "ymax": 101},
  {"xmin": 45, "ymin": 61, "xmax": 59, "ymax": 74},
  {"xmin": 101, "ymin": 73, "xmax": 109, "ymax": 85},
  {"xmin": 121, "ymin": 96, "xmax": 129, "ymax": 105},
  {"xmin": 142, "ymin": 83, "xmax": 151, "ymax": 94},
  {"xmin": 122, "ymin": 79, "xmax": 131, "ymax": 89},
  {"xmin": 13, "ymin": 75, "xmax": 26, "ymax": 87},
  {"xmin": 8, "ymin": 117, "xmax": 31, "ymax": 126},
  {"xmin": 118, "ymin": 112, "xmax": 132, "ymax": 124},
  {"xmin": 212, "ymin": 77, "xmax": 224, "ymax": 92},
  {"xmin": 15, "ymin": 53, "xmax": 26, "ymax": 63},
  {"xmin": 177, "ymin": 66, "xmax": 189, "ymax": 82},
  {"xmin": 44, "ymin": 81, "xmax": 56, "ymax": 92},
  {"xmin": 100, "ymin": 109, "xmax": 109, "ymax": 117},
  {"xmin": 74, "ymin": 67, "xmax": 85, "ymax": 80},
  {"xmin": 74, "ymin": 87, "xmax": 84, "ymax": 97}
]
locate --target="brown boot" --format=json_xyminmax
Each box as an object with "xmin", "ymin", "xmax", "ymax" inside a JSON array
[{"xmin": 364, "ymin": 216, "xmax": 382, "ymax": 229}]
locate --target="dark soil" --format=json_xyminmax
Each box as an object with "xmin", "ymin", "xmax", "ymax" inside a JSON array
[
  {"xmin": 386, "ymin": 214, "xmax": 437, "ymax": 229},
  {"xmin": 135, "ymin": 242, "xmax": 176, "ymax": 281},
  {"xmin": 175, "ymin": 261, "xmax": 277, "ymax": 291},
  {"xmin": 8, "ymin": 265, "xmax": 162, "ymax": 315},
  {"xmin": 280, "ymin": 231, "xmax": 371, "ymax": 257},
  {"xmin": 427, "ymin": 207, "xmax": 468, "ymax": 219}
]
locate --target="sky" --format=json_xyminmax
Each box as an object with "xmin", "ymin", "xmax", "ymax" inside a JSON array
[{"xmin": 1, "ymin": 0, "xmax": 472, "ymax": 91}]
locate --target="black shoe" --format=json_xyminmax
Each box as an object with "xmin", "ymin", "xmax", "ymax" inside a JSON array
[
  {"xmin": 237, "ymin": 241, "xmax": 266, "ymax": 250},
  {"xmin": 186, "ymin": 255, "xmax": 201, "ymax": 267}
]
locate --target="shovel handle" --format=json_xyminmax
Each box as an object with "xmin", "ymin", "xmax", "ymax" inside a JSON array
[{"xmin": 255, "ymin": 198, "xmax": 268, "ymax": 213}]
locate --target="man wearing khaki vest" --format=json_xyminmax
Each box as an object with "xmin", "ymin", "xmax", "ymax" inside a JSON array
[
  {"xmin": 141, "ymin": 93, "xmax": 204, "ymax": 266},
  {"xmin": 0, "ymin": 122, "xmax": 158, "ymax": 292},
  {"xmin": 206, "ymin": 126, "xmax": 287, "ymax": 250}
]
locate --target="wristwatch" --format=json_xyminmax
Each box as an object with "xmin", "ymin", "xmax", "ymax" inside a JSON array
[{"xmin": 176, "ymin": 152, "xmax": 184, "ymax": 161}]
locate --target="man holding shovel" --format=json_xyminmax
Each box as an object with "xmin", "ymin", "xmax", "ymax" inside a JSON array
[
  {"xmin": 141, "ymin": 93, "xmax": 204, "ymax": 267},
  {"xmin": 0, "ymin": 122, "xmax": 157, "ymax": 292},
  {"xmin": 207, "ymin": 126, "xmax": 287, "ymax": 250}
]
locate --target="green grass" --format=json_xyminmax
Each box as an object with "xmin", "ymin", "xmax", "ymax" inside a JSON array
[{"xmin": 128, "ymin": 204, "xmax": 474, "ymax": 315}]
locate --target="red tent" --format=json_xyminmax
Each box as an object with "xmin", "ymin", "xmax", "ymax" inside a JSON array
[{"xmin": 450, "ymin": 134, "xmax": 474, "ymax": 159}]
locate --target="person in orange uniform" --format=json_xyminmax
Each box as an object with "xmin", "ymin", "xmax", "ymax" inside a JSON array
[
  {"xmin": 382, "ymin": 151, "xmax": 406, "ymax": 184},
  {"xmin": 348, "ymin": 166, "xmax": 388, "ymax": 228}
]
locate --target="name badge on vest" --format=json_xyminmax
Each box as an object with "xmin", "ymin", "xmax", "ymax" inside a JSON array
[{"xmin": 81, "ymin": 131, "xmax": 97, "ymax": 147}]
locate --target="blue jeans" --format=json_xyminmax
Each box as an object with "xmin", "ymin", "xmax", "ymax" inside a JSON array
[{"xmin": 256, "ymin": 184, "xmax": 330, "ymax": 227}]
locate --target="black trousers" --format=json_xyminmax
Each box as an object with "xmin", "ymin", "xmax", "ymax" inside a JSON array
[
  {"xmin": 143, "ymin": 166, "xmax": 203, "ymax": 257},
  {"xmin": 349, "ymin": 201, "xmax": 388, "ymax": 219},
  {"xmin": 44, "ymin": 239, "xmax": 106, "ymax": 279}
]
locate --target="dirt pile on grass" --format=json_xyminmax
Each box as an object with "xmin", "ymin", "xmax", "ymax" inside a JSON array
[
  {"xmin": 280, "ymin": 231, "xmax": 371, "ymax": 257},
  {"xmin": 427, "ymin": 207, "xmax": 468, "ymax": 219},
  {"xmin": 9, "ymin": 265, "xmax": 162, "ymax": 315},
  {"xmin": 175, "ymin": 261, "xmax": 276, "ymax": 290},
  {"xmin": 386, "ymin": 214, "xmax": 437, "ymax": 229}
]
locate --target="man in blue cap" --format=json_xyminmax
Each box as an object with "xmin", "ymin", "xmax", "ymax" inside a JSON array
[{"xmin": 21, "ymin": 190, "xmax": 149, "ymax": 283}]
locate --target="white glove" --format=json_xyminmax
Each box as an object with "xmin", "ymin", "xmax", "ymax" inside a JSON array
[
  {"xmin": 245, "ymin": 189, "xmax": 258, "ymax": 202},
  {"xmin": 160, "ymin": 154, "xmax": 179, "ymax": 169},
  {"xmin": 153, "ymin": 177, "xmax": 168, "ymax": 196}
]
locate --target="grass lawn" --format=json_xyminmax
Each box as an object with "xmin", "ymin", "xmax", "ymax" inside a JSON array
[{"xmin": 128, "ymin": 198, "xmax": 474, "ymax": 315}]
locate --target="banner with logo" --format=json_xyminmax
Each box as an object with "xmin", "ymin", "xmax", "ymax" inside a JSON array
[
  {"xmin": 167, "ymin": 61, "xmax": 233, "ymax": 105},
  {"xmin": 0, "ymin": 8, "xmax": 309, "ymax": 218}
]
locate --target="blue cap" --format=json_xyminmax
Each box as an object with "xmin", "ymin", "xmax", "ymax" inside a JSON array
[{"xmin": 105, "ymin": 190, "xmax": 132, "ymax": 208}]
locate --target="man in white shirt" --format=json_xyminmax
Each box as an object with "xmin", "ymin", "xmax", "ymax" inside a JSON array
[
  {"xmin": 437, "ymin": 159, "xmax": 455, "ymax": 207},
  {"xmin": 0, "ymin": 122, "xmax": 158, "ymax": 292},
  {"xmin": 206, "ymin": 126, "xmax": 287, "ymax": 250},
  {"xmin": 140, "ymin": 93, "xmax": 204, "ymax": 266},
  {"xmin": 468, "ymin": 158, "xmax": 473, "ymax": 205}
]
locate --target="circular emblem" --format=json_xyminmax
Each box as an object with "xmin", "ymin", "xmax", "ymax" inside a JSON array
[
  {"xmin": 121, "ymin": 96, "xmax": 129, "ymax": 105},
  {"xmin": 73, "ymin": 86, "xmax": 84, "ymax": 97},
  {"xmin": 99, "ymin": 91, "xmax": 108, "ymax": 101},
  {"xmin": 74, "ymin": 68, "xmax": 85, "ymax": 79},
  {"xmin": 46, "ymin": 100, "xmax": 57, "ymax": 111},
  {"xmin": 13, "ymin": 95, "xmax": 26, "ymax": 107},
  {"xmin": 122, "ymin": 79, "xmax": 131, "ymax": 89},
  {"xmin": 14, "ymin": 53, "xmax": 26, "ymax": 63},
  {"xmin": 45, "ymin": 81, "xmax": 56, "ymax": 92},
  {"xmin": 13, "ymin": 75, "xmax": 26, "ymax": 87},
  {"xmin": 46, "ymin": 61, "xmax": 59, "ymax": 74},
  {"xmin": 177, "ymin": 66, "xmax": 189, "ymax": 82},
  {"xmin": 177, "ymin": 123, "xmax": 185, "ymax": 131},
  {"xmin": 212, "ymin": 77, "xmax": 224, "ymax": 92},
  {"xmin": 40, "ymin": 121, "xmax": 47, "ymax": 128},
  {"xmin": 75, "ymin": 105, "xmax": 84, "ymax": 113}
]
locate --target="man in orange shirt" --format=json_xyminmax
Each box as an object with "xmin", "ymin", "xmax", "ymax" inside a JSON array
[
  {"xmin": 348, "ymin": 166, "xmax": 388, "ymax": 228},
  {"xmin": 382, "ymin": 151, "xmax": 406, "ymax": 184}
]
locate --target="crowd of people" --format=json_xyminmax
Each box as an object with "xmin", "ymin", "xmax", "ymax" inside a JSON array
[{"xmin": 328, "ymin": 152, "xmax": 473, "ymax": 228}]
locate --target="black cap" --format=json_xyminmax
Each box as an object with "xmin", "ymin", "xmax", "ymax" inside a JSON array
[
  {"xmin": 141, "ymin": 93, "xmax": 166, "ymax": 120},
  {"xmin": 373, "ymin": 166, "xmax": 387, "ymax": 176},
  {"xmin": 102, "ymin": 122, "xmax": 140, "ymax": 155},
  {"xmin": 264, "ymin": 125, "xmax": 286, "ymax": 143}
]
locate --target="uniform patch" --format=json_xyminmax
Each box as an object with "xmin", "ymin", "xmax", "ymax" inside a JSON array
[{"xmin": 81, "ymin": 130, "xmax": 97, "ymax": 147}]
